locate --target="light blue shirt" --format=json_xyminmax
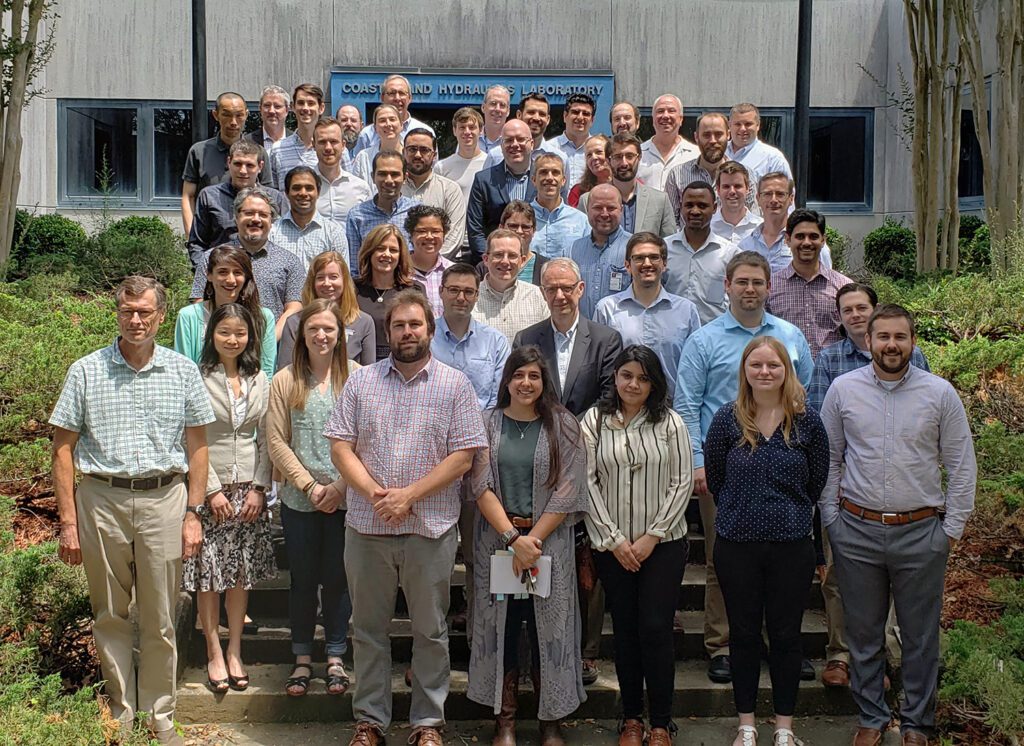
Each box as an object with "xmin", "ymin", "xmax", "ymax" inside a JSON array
[
  {"xmin": 569, "ymin": 226, "xmax": 633, "ymax": 319},
  {"xmin": 674, "ymin": 310, "xmax": 814, "ymax": 468},
  {"xmin": 352, "ymin": 116, "xmax": 435, "ymax": 155},
  {"xmin": 552, "ymin": 133, "xmax": 588, "ymax": 186},
  {"xmin": 430, "ymin": 317, "xmax": 511, "ymax": 410},
  {"xmin": 739, "ymin": 225, "xmax": 833, "ymax": 274},
  {"xmin": 268, "ymin": 211, "xmax": 349, "ymax": 272},
  {"xmin": 594, "ymin": 285, "xmax": 701, "ymax": 400},
  {"xmin": 344, "ymin": 195, "xmax": 420, "ymax": 273},
  {"xmin": 725, "ymin": 138, "xmax": 793, "ymax": 186},
  {"xmin": 530, "ymin": 199, "xmax": 590, "ymax": 258},
  {"xmin": 553, "ymin": 316, "xmax": 580, "ymax": 389}
]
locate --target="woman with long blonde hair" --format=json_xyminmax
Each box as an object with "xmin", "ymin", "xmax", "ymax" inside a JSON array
[
  {"xmin": 703, "ymin": 336, "xmax": 829, "ymax": 746},
  {"xmin": 277, "ymin": 251, "xmax": 376, "ymax": 369},
  {"xmin": 267, "ymin": 299, "xmax": 357, "ymax": 698},
  {"xmin": 352, "ymin": 224, "xmax": 424, "ymax": 360}
]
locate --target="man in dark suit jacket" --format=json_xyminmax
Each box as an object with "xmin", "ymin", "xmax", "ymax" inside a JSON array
[
  {"xmin": 512, "ymin": 255, "xmax": 622, "ymax": 686},
  {"xmin": 467, "ymin": 120, "xmax": 538, "ymax": 262}
]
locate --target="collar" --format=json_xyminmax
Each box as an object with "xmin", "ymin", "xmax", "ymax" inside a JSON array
[
  {"xmin": 281, "ymin": 211, "xmax": 323, "ymax": 230},
  {"xmin": 214, "ymin": 135, "xmax": 232, "ymax": 153},
  {"xmin": 438, "ymin": 315, "xmax": 477, "ymax": 343},
  {"xmin": 405, "ymin": 172, "xmax": 435, "ymax": 191},
  {"xmin": 373, "ymin": 195, "xmax": 409, "ymax": 215},
  {"xmin": 551, "ymin": 314, "xmax": 580, "ymax": 341},
  {"xmin": 591, "ymin": 225, "xmax": 625, "ymax": 250},
  {"xmin": 111, "ymin": 339, "xmax": 164, "ymax": 372},
  {"xmin": 531, "ymin": 198, "xmax": 566, "ymax": 219},
  {"xmin": 721, "ymin": 309, "xmax": 772, "ymax": 333},
  {"xmin": 608, "ymin": 408, "xmax": 650, "ymax": 431},
  {"xmin": 671, "ymin": 229, "xmax": 721, "ymax": 254},
  {"xmin": 624, "ymin": 284, "xmax": 672, "ymax": 309},
  {"xmin": 839, "ymin": 336, "xmax": 871, "ymax": 359},
  {"xmin": 503, "ymin": 162, "xmax": 530, "ymax": 180},
  {"xmin": 414, "ymin": 254, "xmax": 448, "ymax": 275},
  {"xmin": 385, "ymin": 353, "xmax": 434, "ymax": 382},
  {"xmin": 783, "ymin": 261, "xmax": 827, "ymax": 282},
  {"xmin": 725, "ymin": 139, "xmax": 761, "ymax": 160},
  {"xmin": 870, "ymin": 362, "xmax": 914, "ymax": 388},
  {"xmin": 318, "ymin": 166, "xmax": 355, "ymax": 186}
]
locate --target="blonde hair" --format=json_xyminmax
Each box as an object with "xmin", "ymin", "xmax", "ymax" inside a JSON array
[
  {"xmin": 301, "ymin": 252, "xmax": 360, "ymax": 325},
  {"xmin": 287, "ymin": 299, "xmax": 350, "ymax": 410},
  {"xmin": 734, "ymin": 336, "xmax": 806, "ymax": 451}
]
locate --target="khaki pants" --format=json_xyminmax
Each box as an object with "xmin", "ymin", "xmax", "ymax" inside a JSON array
[
  {"xmin": 77, "ymin": 476, "xmax": 186, "ymax": 734},
  {"xmin": 699, "ymin": 492, "xmax": 729, "ymax": 657}
]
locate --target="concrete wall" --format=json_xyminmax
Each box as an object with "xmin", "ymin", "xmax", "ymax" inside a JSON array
[{"xmin": 18, "ymin": 0, "xmax": 931, "ymax": 257}]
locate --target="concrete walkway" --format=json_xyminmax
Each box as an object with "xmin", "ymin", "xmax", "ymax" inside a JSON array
[{"xmin": 183, "ymin": 717, "xmax": 904, "ymax": 745}]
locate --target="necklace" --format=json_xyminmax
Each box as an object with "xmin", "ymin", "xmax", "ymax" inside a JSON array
[
  {"xmin": 509, "ymin": 416, "xmax": 537, "ymax": 439},
  {"xmin": 373, "ymin": 287, "xmax": 388, "ymax": 303}
]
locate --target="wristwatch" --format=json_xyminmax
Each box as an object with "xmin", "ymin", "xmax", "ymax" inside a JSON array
[
  {"xmin": 500, "ymin": 528, "xmax": 520, "ymax": 548},
  {"xmin": 184, "ymin": 504, "xmax": 207, "ymax": 519}
]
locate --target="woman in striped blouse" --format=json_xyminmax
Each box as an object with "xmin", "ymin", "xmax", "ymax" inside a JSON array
[{"xmin": 582, "ymin": 345, "xmax": 693, "ymax": 746}]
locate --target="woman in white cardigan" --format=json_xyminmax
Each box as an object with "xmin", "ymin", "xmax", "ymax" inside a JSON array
[{"xmin": 181, "ymin": 303, "xmax": 276, "ymax": 693}]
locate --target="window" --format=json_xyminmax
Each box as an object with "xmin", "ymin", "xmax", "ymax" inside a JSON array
[
  {"xmin": 59, "ymin": 100, "xmax": 265, "ymax": 208},
  {"xmin": 807, "ymin": 109, "xmax": 873, "ymax": 210},
  {"xmin": 958, "ymin": 82, "xmax": 989, "ymax": 205}
]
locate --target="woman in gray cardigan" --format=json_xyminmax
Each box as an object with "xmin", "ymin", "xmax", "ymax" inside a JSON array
[
  {"xmin": 182, "ymin": 303, "xmax": 275, "ymax": 693},
  {"xmin": 467, "ymin": 346, "xmax": 589, "ymax": 746}
]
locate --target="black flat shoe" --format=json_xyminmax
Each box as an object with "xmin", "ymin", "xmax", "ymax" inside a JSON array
[
  {"xmin": 707, "ymin": 654, "xmax": 732, "ymax": 683},
  {"xmin": 800, "ymin": 658, "xmax": 816, "ymax": 681}
]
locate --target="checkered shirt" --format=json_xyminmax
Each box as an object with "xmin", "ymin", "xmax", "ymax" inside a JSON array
[
  {"xmin": 323, "ymin": 356, "xmax": 488, "ymax": 538},
  {"xmin": 766, "ymin": 264, "xmax": 852, "ymax": 359},
  {"xmin": 413, "ymin": 255, "xmax": 453, "ymax": 319},
  {"xmin": 49, "ymin": 342, "xmax": 215, "ymax": 477},
  {"xmin": 269, "ymin": 132, "xmax": 319, "ymax": 190},
  {"xmin": 268, "ymin": 212, "xmax": 350, "ymax": 273},
  {"xmin": 344, "ymin": 196, "xmax": 420, "ymax": 273},
  {"xmin": 470, "ymin": 278, "xmax": 550, "ymax": 342}
]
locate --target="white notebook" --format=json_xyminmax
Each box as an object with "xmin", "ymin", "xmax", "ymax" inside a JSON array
[{"xmin": 489, "ymin": 552, "xmax": 552, "ymax": 598}]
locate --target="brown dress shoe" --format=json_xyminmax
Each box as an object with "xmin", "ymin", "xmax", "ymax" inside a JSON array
[
  {"xmin": 648, "ymin": 726, "xmax": 673, "ymax": 746},
  {"xmin": 618, "ymin": 718, "xmax": 645, "ymax": 746},
  {"xmin": 822, "ymin": 660, "xmax": 850, "ymax": 687},
  {"xmin": 539, "ymin": 719, "xmax": 566, "ymax": 746},
  {"xmin": 902, "ymin": 732, "xmax": 930, "ymax": 746},
  {"xmin": 349, "ymin": 721, "xmax": 386, "ymax": 746},
  {"xmin": 493, "ymin": 669, "xmax": 518, "ymax": 746},
  {"xmin": 409, "ymin": 726, "xmax": 444, "ymax": 746},
  {"xmin": 852, "ymin": 727, "xmax": 883, "ymax": 746}
]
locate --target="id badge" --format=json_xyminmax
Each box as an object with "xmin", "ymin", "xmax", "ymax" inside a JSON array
[{"xmin": 609, "ymin": 270, "xmax": 624, "ymax": 292}]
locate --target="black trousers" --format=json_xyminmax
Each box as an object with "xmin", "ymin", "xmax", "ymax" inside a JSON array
[
  {"xmin": 714, "ymin": 535, "xmax": 816, "ymax": 716},
  {"xmin": 503, "ymin": 596, "xmax": 541, "ymax": 672},
  {"xmin": 595, "ymin": 538, "xmax": 688, "ymax": 728}
]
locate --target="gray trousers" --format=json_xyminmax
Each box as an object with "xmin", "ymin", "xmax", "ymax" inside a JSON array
[
  {"xmin": 828, "ymin": 510, "xmax": 949, "ymax": 735},
  {"xmin": 345, "ymin": 525, "xmax": 458, "ymax": 730}
]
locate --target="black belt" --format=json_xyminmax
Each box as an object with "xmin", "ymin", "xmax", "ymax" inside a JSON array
[{"xmin": 89, "ymin": 473, "xmax": 180, "ymax": 492}]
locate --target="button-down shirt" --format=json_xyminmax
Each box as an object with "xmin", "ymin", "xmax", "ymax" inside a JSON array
[
  {"xmin": 665, "ymin": 158, "xmax": 754, "ymax": 229},
  {"xmin": 503, "ymin": 164, "xmax": 532, "ymax": 202},
  {"xmin": 553, "ymin": 315, "xmax": 580, "ymax": 388},
  {"xmin": 594, "ymin": 285, "xmax": 702, "ymax": 399},
  {"xmin": 569, "ymin": 226, "xmax": 633, "ymax": 319},
  {"xmin": 402, "ymin": 172, "xmax": 467, "ymax": 258},
  {"xmin": 471, "ymin": 277, "xmax": 550, "ymax": 342},
  {"xmin": 710, "ymin": 208, "xmax": 763, "ymax": 245},
  {"xmin": 818, "ymin": 364, "xmax": 977, "ymax": 539},
  {"xmin": 807, "ymin": 337, "xmax": 930, "ymax": 413},
  {"xmin": 268, "ymin": 211, "xmax": 350, "ymax": 272},
  {"xmin": 268, "ymin": 132, "xmax": 319, "ymax": 190},
  {"xmin": 725, "ymin": 138, "xmax": 793, "ymax": 189},
  {"xmin": 479, "ymin": 131, "xmax": 502, "ymax": 152},
  {"xmin": 766, "ymin": 264, "xmax": 852, "ymax": 359},
  {"xmin": 49, "ymin": 341, "xmax": 215, "ymax": 477},
  {"xmin": 482, "ymin": 138, "xmax": 571, "ymax": 176},
  {"xmin": 248, "ymin": 128, "xmax": 289, "ymax": 153},
  {"xmin": 638, "ymin": 136, "xmax": 700, "ymax": 190},
  {"xmin": 316, "ymin": 167, "xmax": 373, "ymax": 227},
  {"xmin": 531, "ymin": 199, "xmax": 591, "ymax": 258},
  {"xmin": 552, "ymin": 133, "xmax": 589, "ymax": 186},
  {"xmin": 190, "ymin": 238, "xmax": 305, "ymax": 319},
  {"xmin": 322, "ymin": 355, "xmax": 488, "ymax": 538},
  {"xmin": 349, "ymin": 146, "xmax": 379, "ymax": 186},
  {"xmin": 739, "ymin": 224, "xmax": 834, "ymax": 274},
  {"xmin": 675, "ymin": 310, "xmax": 814, "ymax": 468},
  {"xmin": 412, "ymin": 255, "xmax": 453, "ymax": 318},
  {"xmin": 185, "ymin": 181, "xmax": 287, "ymax": 265},
  {"xmin": 662, "ymin": 230, "xmax": 740, "ymax": 324},
  {"xmin": 431, "ymin": 317, "xmax": 511, "ymax": 410},
  {"xmin": 345, "ymin": 195, "xmax": 420, "ymax": 273},
  {"xmin": 353, "ymin": 116, "xmax": 435, "ymax": 155}
]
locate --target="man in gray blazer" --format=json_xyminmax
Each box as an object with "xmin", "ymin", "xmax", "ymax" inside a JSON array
[
  {"xmin": 513, "ymin": 256, "xmax": 622, "ymax": 687},
  {"xmin": 579, "ymin": 133, "xmax": 676, "ymax": 238}
]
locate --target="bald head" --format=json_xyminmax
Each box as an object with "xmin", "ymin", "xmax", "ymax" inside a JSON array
[
  {"xmin": 501, "ymin": 119, "xmax": 534, "ymax": 173},
  {"xmin": 652, "ymin": 94, "xmax": 683, "ymax": 137},
  {"xmin": 587, "ymin": 183, "xmax": 623, "ymax": 239}
]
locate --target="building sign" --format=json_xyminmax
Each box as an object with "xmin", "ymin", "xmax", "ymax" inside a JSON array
[{"xmin": 329, "ymin": 68, "xmax": 616, "ymax": 135}]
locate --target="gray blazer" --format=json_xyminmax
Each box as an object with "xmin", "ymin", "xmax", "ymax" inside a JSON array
[
  {"xmin": 578, "ymin": 183, "xmax": 676, "ymax": 237},
  {"xmin": 202, "ymin": 367, "xmax": 271, "ymax": 494}
]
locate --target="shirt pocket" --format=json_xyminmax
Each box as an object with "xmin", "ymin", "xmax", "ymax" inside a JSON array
[{"xmin": 702, "ymin": 264, "xmax": 727, "ymax": 305}]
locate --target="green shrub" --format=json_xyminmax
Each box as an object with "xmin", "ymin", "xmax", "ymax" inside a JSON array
[
  {"xmin": 825, "ymin": 226, "xmax": 851, "ymax": 273},
  {"xmin": 0, "ymin": 440, "xmax": 51, "ymax": 482},
  {"xmin": 102, "ymin": 215, "xmax": 174, "ymax": 241},
  {"xmin": 961, "ymin": 223, "xmax": 991, "ymax": 274},
  {"xmin": 959, "ymin": 214, "xmax": 986, "ymax": 240},
  {"xmin": 863, "ymin": 217, "xmax": 917, "ymax": 281},
  {"xmin": 77, "ymin": 228, "xmax": 190, "ymax": 291},
  {"xmin": 9, "ymin": 214, "xmax": 88, "ymax": 279}
]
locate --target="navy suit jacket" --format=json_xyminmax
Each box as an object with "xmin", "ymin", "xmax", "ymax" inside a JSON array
[
  {"xmin": 467, "ymin": 164, "xmax": 538, "ymax": 259},
  {"xmin": 513, "ymin": 315, "xmax": 623, "ymax": 417}
]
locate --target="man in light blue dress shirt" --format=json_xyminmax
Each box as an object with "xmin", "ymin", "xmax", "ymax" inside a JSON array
[
  {"xmin": 594, "ymin": 232, "xmax": 701, "ymax": 400},
  {"xmin": 568, "ymin": 184, "xmax": 633, "ymax": 319},
  {"xmin": 739, "ymin": 172, "xmax": 832, "ymax": 272},
  {"xmin": 674, "ymin": 250, "xmax": 813, "ymax": 684},
  {"xmin": 530, "ymin": 154, "xmax": 590, "ymax": 258}
]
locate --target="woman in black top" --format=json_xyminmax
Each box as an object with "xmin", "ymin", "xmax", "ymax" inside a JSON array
[
  {"xmin": 352, "ymin": 224, "xmax": 424, "ymax": 360},
  {"xmin": 704, "ymin": 336, "xmax": 829, "ymax": 746}
]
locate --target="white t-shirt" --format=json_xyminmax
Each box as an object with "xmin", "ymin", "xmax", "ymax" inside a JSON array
[{"xmin": 435, "ymin": 151, "xmax": 488, "ymax": 204}]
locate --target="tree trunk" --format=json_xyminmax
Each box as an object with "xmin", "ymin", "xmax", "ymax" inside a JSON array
[{"xmin": 943, "ymin": 56, "xmax": 963, "ymax": 272}]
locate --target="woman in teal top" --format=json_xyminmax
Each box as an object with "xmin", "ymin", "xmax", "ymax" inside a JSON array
[
  {"xmin": 175, "ymin": 245, "xmax": 277, "ymax": 377},
  {"xmin": 267, "ymin": 298, "xmax": 356, "ymax": 698}
]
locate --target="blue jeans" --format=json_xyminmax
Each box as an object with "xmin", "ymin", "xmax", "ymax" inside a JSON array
[{"xmin": 280, "ymin": 503, "xmax": 351, "ymax": 657}]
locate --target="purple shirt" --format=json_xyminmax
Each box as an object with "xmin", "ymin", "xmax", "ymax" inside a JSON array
[{"xmin": 323, "ymin": 355, "xmax": 487, "ymax": 538}]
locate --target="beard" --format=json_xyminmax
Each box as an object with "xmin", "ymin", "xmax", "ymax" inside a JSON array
[
  {"xmin": 342, "ymin": 130, "xmax": 358, "ymax": 148},
  {"xmin": 871, "ymin": 348, "xmax": 911, "ymax": 374},
  {"xmin": 391, "ymin": 337, "xmax": 431, "ymax": 363}
]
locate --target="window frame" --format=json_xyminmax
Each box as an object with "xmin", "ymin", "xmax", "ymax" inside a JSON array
[
  {"xmin": 957, "ymin": 79, "xmax": 991, "ymax": 211},
  {"xmin": 805, "ymin": 107, "xmax": 875, "ymax": 214}
]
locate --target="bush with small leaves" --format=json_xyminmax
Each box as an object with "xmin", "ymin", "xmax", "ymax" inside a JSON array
[
  {"xmin": 8, "ymin": 214, "xmax": 88, "ymax": 279},
  {"xmin": 863, "ymin": 217, "xmax": 917, "ymax": 281}
]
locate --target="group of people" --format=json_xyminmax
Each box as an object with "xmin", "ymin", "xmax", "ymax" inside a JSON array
[{"xmin": 49, "ymin": 75, "xmax": 977, "ymax": 746}]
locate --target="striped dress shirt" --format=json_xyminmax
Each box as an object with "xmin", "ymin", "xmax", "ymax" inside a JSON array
[
  {"xmin": 322, "ymin": 356, "xmax": 488, "ymax": 538},
  {"xmin": 412, "ymin": 255, "xmax": 454, "ymax": 318},
  {"xmin": 269, "ymin": 132, "xmax": 318, "ymax": 190},
  {"xmin": 581, "ymin": 407, "xmax": 693, "ymax": 549}
]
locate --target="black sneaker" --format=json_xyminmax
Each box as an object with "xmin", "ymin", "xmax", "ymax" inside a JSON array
[
  {"xmin": 800, "ymin": 658, "xmax": 816, "ymax": 681},
  {"xmin": 707, "ymin": 654, "xmax": 731, "ymax": 683}
]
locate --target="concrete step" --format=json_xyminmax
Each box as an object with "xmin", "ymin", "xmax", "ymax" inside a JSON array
[
  {"xmin": 176, "ymin": 659, "xmax": 857, "ymax": 724},
  {"xmin": 188, "ymin": 609, "xmax": 831, "ymax": 666}
]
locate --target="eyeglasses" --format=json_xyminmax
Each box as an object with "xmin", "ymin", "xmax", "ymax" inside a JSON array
[
  {"xmin": 117, "ymin": 309, "xmax": 159, "ymax": 321},
  {"xmin": 629, "ymin": 254, "xmax": 663, "ymax": 265},
  {"xmin": 413, "ymin": 228, "xmax": 444, "ymax": 237},
  {"xmin": 758, "ymin": 190, "xmax": 790, "ymax": 199},
  {"xmin": 503, "ymin": 223, "xmax": 533, "ymax": 233},
  {"xmin": 405, "ymin": 146, "xmax": 434, "ymax": 155},
  {"xmin": 442, "ymin": 286, "xmax": 478, "ymax": 299},
  {"xmin": 541, "ymin": 283, "xmax": 580, "ymax": 297}
]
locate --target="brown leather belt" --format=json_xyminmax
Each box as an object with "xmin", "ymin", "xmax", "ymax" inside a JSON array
[
  {"xmin": 89, "ymin": 473, "xmax": 180, "ymax": 492},
  {"xmin": 507, "ymin": 514, "xmax": 534, "ymax": 529},
  {"xmin": 841, "ymin": 498, "xmax": 938, "ymax": 526}
]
